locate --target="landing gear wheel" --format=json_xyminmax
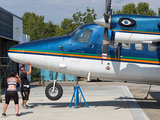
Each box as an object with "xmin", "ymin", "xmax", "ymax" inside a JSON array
[{"xmin": 45, "ymin": 82, "xmax": 63, "ymax": 100}]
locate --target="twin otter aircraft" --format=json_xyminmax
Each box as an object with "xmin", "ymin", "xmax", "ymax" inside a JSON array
[{"xmin": 8, "ymin": 0, "xmax": 160, "ymax": 100}]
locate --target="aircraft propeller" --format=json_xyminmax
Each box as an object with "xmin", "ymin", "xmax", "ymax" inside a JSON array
[{"xmin": 102, "ymin": 0, "xmax": 112, "ymax": 59}]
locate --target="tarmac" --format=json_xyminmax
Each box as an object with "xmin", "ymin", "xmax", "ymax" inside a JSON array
[{"xmin": 0, "ymin": 81, "xmax": 150, "ymax": 120}]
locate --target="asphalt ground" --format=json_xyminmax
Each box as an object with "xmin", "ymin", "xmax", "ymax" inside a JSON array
[
  {"xmin": 0, "ymin": 80, "xmax": 160, "ymax": 120},
  {"xmin": 46, "ymin": 80, "xmax": 160, "ymax": 120}
]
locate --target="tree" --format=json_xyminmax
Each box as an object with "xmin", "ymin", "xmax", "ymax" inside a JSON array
[
  {"xmin": 114, "ymin": 2, "xmax": 156, "ymax": 16},
  {"xmin": 159, "ymin": 8, "xmax": 160, "ymax": 16},
  {"xmin": 31, "ymin": 68, "xmax": 40, "ymax": 81},
  {"xmin": 22, "ymin": 12, "xmax": 57, "ymax": 41},
  {"xmin": 72, "ymin": 7, "xmax": 97, "ymax": 27},
  {"xmin": 60, "ymin": 18, "xmax": 76, "ymax": 35},
  {"xmin": 54, "ymin": 7, "xmax": 97, "ymax": 37},
  {"xmin": 43, "ymin": 21, "xmax": 58, "ymax": 38},
  {"xmin": 115, "ymin": 3, "xmax": 136, "ymax": 15},
  {"xmin": 136, "ymin": 2, "xmax": 156, "ymax": 16}
]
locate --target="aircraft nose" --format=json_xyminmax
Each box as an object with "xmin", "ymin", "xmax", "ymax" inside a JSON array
[
  {"xmin": 8, "ymin": 35, "xmax": 71, "ymax": 69},
  {"xmin": 8, "ymin": 43, "xmax": 25, "ymax": 64},
  {"xmin": 8, "ymin": 39, "xmax": 47, "ymax": 66},
  {"xmin": 8, "ymin": 37, "xmax": 61, "ymax": 68}
]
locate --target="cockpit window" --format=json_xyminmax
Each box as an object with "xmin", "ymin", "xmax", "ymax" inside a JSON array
[
  {"xmin": 74, "ymin": 34, "xmax": 80, "ymax": 42},
  {"xmin": 79, "ymin": 29, "xmax": 93, "ymax": 43},
  {"xmin": 70, "ymin": 26, "xmax": 84, "ymax": 37}
]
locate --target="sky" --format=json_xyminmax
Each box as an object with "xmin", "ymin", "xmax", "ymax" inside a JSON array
[{"xmin": 1, "ymin": 0, "xmax": 159, "ymax": 25}]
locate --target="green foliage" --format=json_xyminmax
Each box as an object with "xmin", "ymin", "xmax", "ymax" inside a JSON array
[
  {"xmin": 55, "ymin": 7, "xmax": 97, "ymax": 37},
  {"xmin": 22, "ymin": 12, "xmax": 58, "ymax": 41},
  {"xmin": 72, "ymin": 7, "xmax": 97, "ymax": 27},
  {"xmin": 23, "ymin": 7, "xmax": 97, "ymax": 39},
  {"xmin": 44, "ymin": 21, "xmax": 58, "ymax": 38},
  {"xmin": 57, "ymin": 18, "xmax": 76, "ymax": 36},
  {"xmin": 136, "ymin": 2, "xmax": 156, "ymax": 15},
  {"xmin": 31, "ymin": 68, "xmax": 40, "ymax": 81},
  {"xmin": 114, "ymin": 2, "xmax": 156, "ymax": 16},
  {"xmin": 159, "ymin": 8, "xmax": 160, "ymax": 16},
  {"xmin": 115, "ymin": 3, "xmax": 136, "ymax": 15}
]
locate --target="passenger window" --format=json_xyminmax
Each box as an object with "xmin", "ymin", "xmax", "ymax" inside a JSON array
[
  {"xmin": 122, "ymin": 43, "xmax": 131, "ymax": 49},
  {"xmin": 135, "ymin": 44, "xmax": 144, "ymax": 50},
  {"xmin": 74, "ymin": 35, "xmax": 80, "ymax": 42},
  {"xmin": 109, "ymin": 41, "xmax": 118, "ymax": 48},
  {"xmin": 79, "ymin": 29, "xmax": 93, "ymax": 43},
  {"xmin": 148, "ymin": 43, "xmax": 157, "ymax": 51}
]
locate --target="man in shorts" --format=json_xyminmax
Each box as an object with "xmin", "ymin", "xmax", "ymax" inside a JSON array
[{"xmin": 20, "ymin": 62, "xmax": 31, "ymax": 109}]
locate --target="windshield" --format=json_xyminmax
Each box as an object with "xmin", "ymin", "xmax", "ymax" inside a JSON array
[{"xmin": 69, "ymin": 26, "xmax": 84, "ymax": 37}]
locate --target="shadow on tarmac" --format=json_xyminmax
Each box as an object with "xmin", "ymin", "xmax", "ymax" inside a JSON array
[
  {"xmin": 150, "ymin": 92, "xmax": 160, "ymax": 102},
  {"xmin": 117, "ymin": 92, "xmax": 160, "ymax": 110},
  {"xmin": 28, "ymin": 98, "xmax": 160, "ymax": 109},
  {"xmin": 20, "ymin": 111, "xmax": 33, "ymax": 116},
  {"xmin": 138, "ymin": 92, "xmax": 160, "ymax": 110}
]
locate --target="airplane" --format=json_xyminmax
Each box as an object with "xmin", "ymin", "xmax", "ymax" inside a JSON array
[{"xmin": 8, "ymin": 0, "xmax": 160, "ymax": 101}]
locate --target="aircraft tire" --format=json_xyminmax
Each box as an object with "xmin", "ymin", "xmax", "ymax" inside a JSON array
[{"xmin": 45, "ymin": 82, "xmax": 63, "ymax": 100}]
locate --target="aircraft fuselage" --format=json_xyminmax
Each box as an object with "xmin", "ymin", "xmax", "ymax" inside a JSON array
[{"xmin": 8, "ymin": 15, "xmax": 160, "ymax": 85}]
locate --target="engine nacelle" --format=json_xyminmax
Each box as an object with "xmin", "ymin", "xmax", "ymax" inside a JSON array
[{"xmin": 114, "ymin": 32, "xmax": 160, "ymax": 44}]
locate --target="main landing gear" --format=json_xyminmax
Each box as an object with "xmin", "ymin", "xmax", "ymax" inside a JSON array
[{"xmin": 45, "ymin": 72, "xmax": 63, "ymax": 100}]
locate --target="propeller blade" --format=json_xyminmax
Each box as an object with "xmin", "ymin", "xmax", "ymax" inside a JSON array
[
  {"xmin": 104, "ymin": 0, "xmax": 112, "ymax": 24},
  {"xmin": 105, "ymin": 0, "xmax": 111, "ymax": 14},
  {"xmin": 103, "ymin": 28, "xmax": 108, "ymax": 41},
  {"xmin": 102, "ymin": 28, "xmax": 109, "ymax": 59},
  {"xmin": 94, "ymin": 0, "xmax": 111, "ymax": 28},
  {"xmin": 102, "ymin": 0, "xmax": 112, "ymax": 59},
  {"xmin": 104, "ymin": 13, "xmax": 110, "ymax": 23}
]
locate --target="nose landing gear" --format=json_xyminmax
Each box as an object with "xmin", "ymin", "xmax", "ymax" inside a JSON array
[
  {"xmin": 45, "ymin": 72, "xmax": 63, "ymax": 100},
  {"xmin": 45, "ymin": 82, "xmax": 63, "ymax": 100}
]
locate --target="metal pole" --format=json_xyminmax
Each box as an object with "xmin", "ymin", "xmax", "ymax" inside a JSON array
[
  {"xmin": 79, "ymin": 87, "xmax": 88, "ymax": 108},
  {"xmin": 55, "ymin": 72, "xmax": 58, "ymax": 80},
  {"xmin": 53, "ymin": 72, "xmax": 58, "ymax": 92},
  {"xmin": 76, "ymin": 77, "xmax": 78, "ymax": 86}
]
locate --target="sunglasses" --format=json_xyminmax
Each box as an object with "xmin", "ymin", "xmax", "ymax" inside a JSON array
[{"xmin": 21, "ymin": 69, "xmax": 25, "ymax": 71}]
